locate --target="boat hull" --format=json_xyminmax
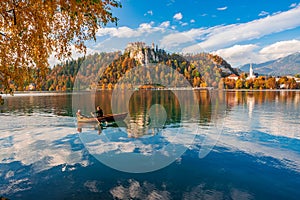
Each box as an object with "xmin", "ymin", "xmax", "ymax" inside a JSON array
[{"xmin": 77, "ymin": 112, "xmax": 128, "ymax": 123}]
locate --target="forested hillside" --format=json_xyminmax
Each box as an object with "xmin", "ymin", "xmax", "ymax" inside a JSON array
[{"xmin": 16, "ymin": 43, "xmax": 238, "ymax": 91}]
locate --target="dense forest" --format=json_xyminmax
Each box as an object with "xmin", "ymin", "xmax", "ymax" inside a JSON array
[
  {"xmin": 46, "ymin": 52, "xmax": 121, "ymax": 91},
  {"xmin": 9, "ymin": 42, "xmax": 240, "ymax": 91},
  {"xmin": 7, "ymin": 42, "xmax": 300, "ymax": 92}
]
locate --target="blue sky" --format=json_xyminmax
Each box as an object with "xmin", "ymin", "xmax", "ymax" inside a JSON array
[{"xmin": 80, "ymin": 0, "xmax": 300, "ymax": 67}]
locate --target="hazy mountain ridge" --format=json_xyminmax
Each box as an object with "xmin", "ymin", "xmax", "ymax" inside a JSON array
[{"xmin": 240, "ymin": 52, "xmax": 300, "ymax": 76}]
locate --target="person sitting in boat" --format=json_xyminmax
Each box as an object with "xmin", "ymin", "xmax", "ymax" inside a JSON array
[
  {"xmin": 76, "ymin": 109, "xmax": 85, "ymax": 120},
  {"xmin": 76, "ymin": 109, "xmax": 82, "ymax": 117},
  {"xmin": 94, "ymin": 106, "xmax": 104, "ymax": 118}
]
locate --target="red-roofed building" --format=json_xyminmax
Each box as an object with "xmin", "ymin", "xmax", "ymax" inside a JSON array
[{"xmin": 227, "ymin": 74, "xmax": 239, "ymax": 81}]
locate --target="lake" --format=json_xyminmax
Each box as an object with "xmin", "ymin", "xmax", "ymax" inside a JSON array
[{"xmin": 0, "ymin": 90, "xmax": 299, "ymax": 200}]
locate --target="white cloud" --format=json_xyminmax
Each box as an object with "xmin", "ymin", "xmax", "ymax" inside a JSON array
[
  {"xmin": 272, "ymin": 11, "xmax": 282, "ymax": 15},
  {"xmin": 166, "ymin": 0, "xmax": 175, "ymax": 6},
  {"xmin": 217, "ymin": 6, "xmax": 228, "ymax": 11},
  {"xmin": 160, "ymin": 21, "xmax": 170, "ymax": 28},
  {"xmin": 183, "ymin": 5, "xmax": 300, "ymax": 52},
  {"xmin": 160, "ymin": 28, "xmax": 207, "ymax": 49},
  {"xmin": 173, "ymin": 12, "xmax": 183, "ymax": 20},
  {"xmin": 213, "ymin": 44, "xmax": 262, "ymax": 66},
  {"xmin": 144, "ymin": 10, "xmax": 153, "ymax": 16},
  {"xmin": 258, "ymin": 11, "xmax": 269, "ymax": 17},
  {"xmin": 96, "ymin": 22, "xmax": 161, "ymax": 39},
  {"xmin": 213, "ymin": 40, "xmax": 300, "ymax": 67},
  {"xmin": 190, "ymin": 19, "xmax": 195, "ymax": 23},
  {"xmin": 181, "ymin": 22, "xmax": 188, "ymax": 26},
  {"xmin": 259, "ymin": 39, "xmax": 300, "ymax": 59},
  {"xmin": 51, "ymin": 22, "xmax": 173, "ymax": 58},
  {"xmin": 75, "ymin": 5, "xmax": 300, "ymax": 66},
  {"xmin": 91, "ymin": 23, "xmax": 175, "ymax": 53},
  {"xmin": 290, "ymin": 3, "xmax": 298, "ymax": 8},
  {"xmin": 48, "ymin": 45, "xmax": 99, "ymax": 67},
  {"xmin": 139, "ymin": 22, "xmax": 154, "ymax": 29},
  {"xmin": 96, "ymin": 26, "xmax": 135, "ymax": 38}
]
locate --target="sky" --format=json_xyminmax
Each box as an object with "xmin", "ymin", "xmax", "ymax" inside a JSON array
[{"xmin": 76, "ymin": 0, "xmax": 300, "ymax": 67}]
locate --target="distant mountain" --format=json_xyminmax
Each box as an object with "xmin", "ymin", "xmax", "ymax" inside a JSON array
[{"xmin": 240, "ymin": 52, "xmax": 300, "ymax": 76}]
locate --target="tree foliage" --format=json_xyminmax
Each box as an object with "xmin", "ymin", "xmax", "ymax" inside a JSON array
[
  {"xmin": 224, "ymin": 76, "xmax": 300, "ymax": 89},
  {"xmin": 96, "ymin": 51, "xmax": 230, "ymax": 89},
  {"xmin": 16, "ymin": 49, "xmax": 232, "ymax": 91},
  {"xmin": 0, "ymin": 0, "xmax": 121, "ymax": 93}
]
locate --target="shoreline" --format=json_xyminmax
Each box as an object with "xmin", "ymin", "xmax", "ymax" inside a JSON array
[
  {"xmin": 1, "ymin": 88, "xmax": 300, "ymax": 97},
  {"xmin": 224, "ymin": 89, "xmax": 300, "ymax": 92}
]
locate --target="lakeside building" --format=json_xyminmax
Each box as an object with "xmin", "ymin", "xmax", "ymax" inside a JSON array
[
  {"xmin": 227, "ymin": 74, "xmax": 239, "ymax": 80},
  {"xmin": 246, "ymin": 63, "xmax": 256, "ymax": 80}
]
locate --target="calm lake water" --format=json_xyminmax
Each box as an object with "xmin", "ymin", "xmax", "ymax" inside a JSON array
[{"xmin": 0, "ymin": 90, "xmax": 300, "ymax": 199}]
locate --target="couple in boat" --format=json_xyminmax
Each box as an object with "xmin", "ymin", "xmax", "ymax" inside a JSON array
[
  {"xmin": 76, "ymin": 106, "xmax": 103, "ymax": 119},
  {"xmin": 76, "ymin": 106, "xmax": 127, "ymax": 123},
  {"xmin": 92, "ymin": 106, "xmax": 104, "ymax": 118}
]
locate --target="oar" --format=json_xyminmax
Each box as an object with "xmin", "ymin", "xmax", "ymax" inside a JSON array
[
  {"xmin": 90, "ymin": 112, "xmax": 100, "ymax": 124},
  {"xmin": 91, "ymin": 112, "xmax": 108, "ymax": 126}
]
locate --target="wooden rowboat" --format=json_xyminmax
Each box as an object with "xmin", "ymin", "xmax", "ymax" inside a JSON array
[{"xmin": 77, "ymin": 112, "xmax": 128, "ymax": 123}]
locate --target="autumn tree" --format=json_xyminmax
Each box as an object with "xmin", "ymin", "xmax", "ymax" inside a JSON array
[
  {"xmin": 278, "ymin": 77, "xmax": 288, "ymax": 85},
  {"xmin": 287, "ymin": 78, "xmax": 297, "ymax": 89},
  {"xmin": 235, "ymin": 79, "xmax": 244, "ymax": 89},
  {"xmin": 266, "ymin": 77, "xmax": 277, "ymax": 89},
  {"xmin": 0, "ymin": 0, "xmax": 121, "ymax": 94},
  {"xmin": 253, "ymin": 79, "xmax": 264, "ymax": 89},
  {"xmin": 223, "ymin": 78, "xmax": 235, "ymax": 89}
]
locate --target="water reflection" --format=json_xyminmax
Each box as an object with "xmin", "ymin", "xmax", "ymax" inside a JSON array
[
  {"xmin": 225, "ymin": 90, "xmax": 300, "ymax": 108},
  {"xmin": 1, "ymin": 90, "xmax": 299, "ymax": 117},
  {"xmin": 223, "ymin": 91, "xmax": 300, "ymax": 139},
  {"xmin": 108, "ymin": 178, "xmax": 251, "ymax": 199},
  {"xmin": 0, "ymin": 91, "xmax": 300, "ymax": 199},
  {"xmin": 73, "ymin": 90, "xmax": 227, "ymax": 137},
  {"xmin": 1, "ymin": 93, "xmax": 73, "ymax": 116},
  {"xmin": 77, "ymin": 121, "xmax": 102, "ymax": 134}
]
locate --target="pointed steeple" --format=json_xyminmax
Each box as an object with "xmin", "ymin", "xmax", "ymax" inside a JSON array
[
  {"xmin": 249, "ymin": 63, "xmax": 253, "ymax": 77},
  {"xmin": 247, "ymin": 63, "xmax": 256, "ymax": 80}
]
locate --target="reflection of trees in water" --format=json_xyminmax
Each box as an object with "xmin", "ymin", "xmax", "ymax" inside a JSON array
[
  {"xmin": 128, "ymin": 90, "xmax": 181, "ymax": 123},
  {"xmin": 77, "ymin": 90, "xmax": 300, "ymax": 137},
  {"xmin": 126, "ymin": 90, "xmax": 225, "ymax": 125},
  {"xmin": 92, "ymin": 90, "xmax": 228, "ymax": 132},
  {"xmin": 225, "ymin": 91, "xmax": 300, "ymax": 108},
  {"xmin": 127, "ymin": 90, "xmax": 180, "ymax": 138},
  {"xmin": 4, "ymin": 90, "xmax": 298, "ymax": 118},
  {"xmin": 114, "ymin": 90, "xmax": 227, "ymax": 138},
  {"xmin": 194, "ymin": 90, "xmax": 213, "ymax": 124},
  {"xmin": 2, "ymin": 94, "xmax": 73, "ymax": 116}
]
